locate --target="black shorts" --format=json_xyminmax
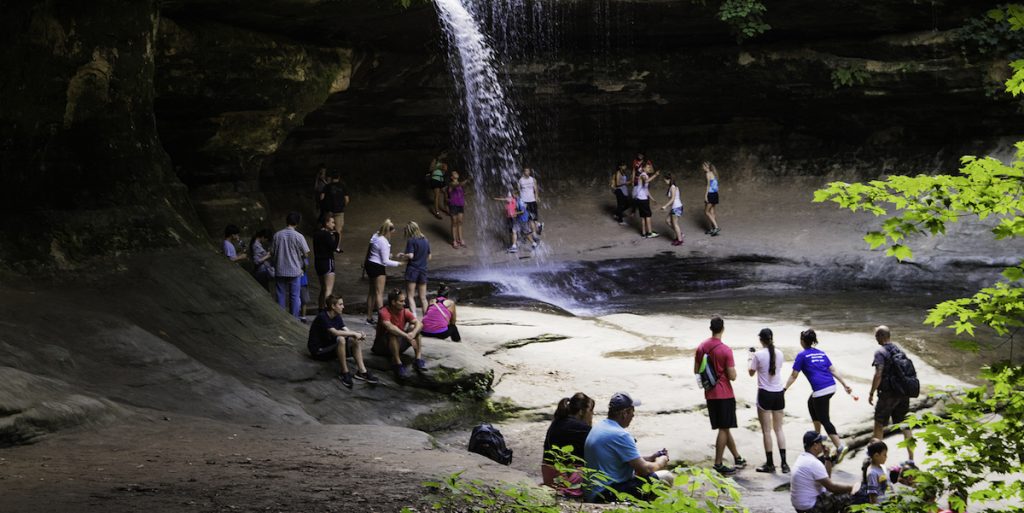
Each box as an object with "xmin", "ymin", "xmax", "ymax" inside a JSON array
[
  {"xmin": 757, "ymin": 389, "xmax": 785, "ymax": 411},
  {"xmin": 874, "ymin": 393, "xmax": 910, "ymax": 427},
  {"xmin": 365, "ymin": 261, "xmax": 386, "ymax": 278},
  {"xmin": 450, "ymin": 205, "xmax": 464, "ymax": 215},
  {"xmin": 371, "ymin": 332, "xmax": 412, "ymax": 356},
  {"xmin": 706, "ymin": 192, "xmax": 720, "ymax": 205},
  {"xmin": 707, "ymin": 398, "xmax": 737, "ymax": 429},
  {"xmin": 309, "ymin": 337, "xmax": 356, "ymax": 361},
  {"xmin": 525, "ymin": 202, "xmax": 539, "ymax": 221},
  {"xmin": 314, "ymin": 258, "xmax": 335, "ymax": 276},
  {"xmin": 430, "ymin": 180, "xmax": 446, "ymax": 189},
  {"xmin": 636, "ymin": 199, "xmax": 652, "ymax": 218}
]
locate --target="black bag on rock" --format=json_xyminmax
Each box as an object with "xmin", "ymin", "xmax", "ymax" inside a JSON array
[{"xmin": 468, "ymin": 423, "xmax": 513, "ymax": 465}]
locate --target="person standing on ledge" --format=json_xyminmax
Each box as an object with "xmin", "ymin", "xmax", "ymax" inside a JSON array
[
  {"xmin": 583, "ymin": 392, "xmax": 671, "ymax": 503},
  {"xmin": 694, "ymin": 315, "xmax": 746, "ymax": 474},
  {"xmin": 635, "ymin": 162, "xmax": 660, "ymax": 238},
  {"xmin": 518, "ymin": 167, "xmax": 543, "ymax": 239},
  {"xmin": 319, "ymin": 170, "xmax": 349, "ymax": 253},
  {"xmin": 222, "ymin": 224, "xmax": 247, "ymax": 262},
  {"xmin": 869, "ymin": 325, "xmax": 916, "ymax": 462},
  {"xmin": 702, "ymin": 161, "xmax": 721, "ymax": 236},
  {"xmin": 659, "ymin": 172, "xmax": 684, "ymax": 245},
  {"xmin": 748, "ymin": 327, "xmax": 789, "ymax": 473},
  {"xmin": 446, "ymin": 170, "xmax": 470, "ymax": 248},
  {"xmin": 271, "ymin": 212, "xmax": 310, "ymax": 319},
  {"xmin": 610, "ymin": 162, "xmax": 630, "ymax": 225}
]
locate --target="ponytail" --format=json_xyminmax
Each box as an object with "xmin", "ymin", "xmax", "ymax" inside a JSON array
[
  {"xmin": 553, "ymin": 392, "xmax": 594, "ymax": 421},
  {"xmin": 553, "ymin": 397, "xmax": 572, "ymax": 421},
  {"xmin": 758, "ymin": 328, "xmax": 776, "ymax": 376}
]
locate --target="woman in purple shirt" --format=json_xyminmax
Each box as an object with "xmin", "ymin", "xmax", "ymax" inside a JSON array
[{"xmin": 783, "ymin": 329, "xmax": 856, "ymax": 463}]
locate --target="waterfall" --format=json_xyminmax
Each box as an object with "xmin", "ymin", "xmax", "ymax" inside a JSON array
[{"xmin": 434, "ymin": 0, "xmax": 525, "ymax": 252}]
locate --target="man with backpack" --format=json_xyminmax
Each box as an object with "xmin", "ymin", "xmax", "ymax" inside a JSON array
[
  {"xmin": 693, "ymin": 315, "xmax": 746, "ymax": 475},
  {"xmin": 868, "ymin": 325, "xmax": 917, "ymax": 461}
]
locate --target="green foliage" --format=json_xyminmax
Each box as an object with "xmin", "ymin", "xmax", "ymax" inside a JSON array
[
  {"xmin": 604, "ymin": 468, "xmax": 748, "ymax": 513},
  {"xmin": 958, "ymin": 5, "xmax": 1024, "ymax": 56},
  {"xmin": 423, "ymin": 471, "xmax": 560, "ymax": 513},
  {"xmin": 851, "ymin": 366, "xmax": 1024, "ymax": 513},
  {"xmin": 831, "ymin": 66, "xmax": 871, "ymax": 89},
  {"xmin": 717, "ymin": 0, "xmax": 771, "ymax": 41}
]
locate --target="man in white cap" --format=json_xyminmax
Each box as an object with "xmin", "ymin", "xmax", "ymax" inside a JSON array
[
  {"xmin": 583, "ymin": 392, "xmax": 671, "ymax": 503},
  {"xmin": 791, "ymin": 431, "xmax": 854, "ymax": 513}
]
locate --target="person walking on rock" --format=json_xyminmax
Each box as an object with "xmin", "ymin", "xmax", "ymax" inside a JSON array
[
  {"xmin": 271, "ymin": 212, "xmax": 310, "ymax": 319},
  {"xmin": 748, "ymin": 328, "xmax": 788, "ymax": 473},
  {"xmin": 659, "ymin": 172, "xmax": 684, "ymax": 245},
  {"xmin": 694, "ymin": 315, "xmax": 746, "ymax": 474},
  {"xmin": 784, "ymin": 329, "xmax": 856, "ymax": 464},
  {"xmin": 319, "ymin": 170, "xmax": 349, "ymax": 253},
  {"xmin": 868, "ymin": 325, "xmax": 916, "ymax": 461},
  {"xmin": 702, "ymin": 161, "xmax": 721, "ymax": 236},
  {"xmin": 312, "ymin": 215, "xmax": 339, "ymax": 311}
]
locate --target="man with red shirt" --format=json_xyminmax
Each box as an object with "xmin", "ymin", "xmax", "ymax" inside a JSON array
[
  {"xmin": 693, "ymin": 315, "xmax": 747, "ymax": 475},
  {"xmin": 371, "ymin": 289, "xmax": 425, "ymax": 380}
]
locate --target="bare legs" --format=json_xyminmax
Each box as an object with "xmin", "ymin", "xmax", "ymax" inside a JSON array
[
  {"xmin": 704, "ymin": 203, "xmax": 719, "ymax": 231},
  {"xmin": 451, "ymin": 213, "xmax": 464, "ymax": 245},
  {"xmin": 317, "ymin": 272, "xmax": 335, "ymax": 311},
  {"xmin": 405, "ymin": 282, "xmax": 428, "ymax": 318},
  {"xmin": 873, "ymin": 422, "xmax": 915, "ymax": 460},
  {"xmin": 666, "ymin": 214, "xmax": 682, "ymax": 242},
  {"xmin": 715, "ymin": 428, "xmax": 741, "ymax": 465},
  {"xmin": 385, "ymin": 333, "xmax": 422, "ymax": 365},
  {"xmin": 366, "ymin": 275, "xmax": 386, "ymax": 321},
  {"xmin": 335, "ymin": 336, "xmax": 368, "ymax": 374}
]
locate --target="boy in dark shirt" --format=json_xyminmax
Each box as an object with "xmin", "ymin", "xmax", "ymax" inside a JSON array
[{"xmin": 308, "ymin": 295, "xmax": 379, "ymax": 388}]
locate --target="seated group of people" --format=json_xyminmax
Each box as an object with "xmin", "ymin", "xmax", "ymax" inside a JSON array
[{"xmin": 306, "ymin": 286, "xmax": 461, "ymax": 387}]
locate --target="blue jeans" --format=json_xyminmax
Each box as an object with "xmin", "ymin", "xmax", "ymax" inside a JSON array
[{"xmin": 275, "ymin": 276, "xmax": 302, "ymax": 318}]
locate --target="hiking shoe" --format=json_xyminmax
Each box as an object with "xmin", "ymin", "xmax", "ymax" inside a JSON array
[
  {"xmin": 507, "ymin": 245, "xmax": 518, "ymax": 253},
  {"xmin": 414, "ymin": 358, "xmax": 428, "ymax": 371},
  {"xmin": 354, "ymin": 371, "xmax": 380, "ymax": 384},
  {"xmin": 393, "ymin": 364, "xmax": 409, "ymax": 380},
  {"xmin": 337, "ymin": 372, "xmax": 353, "ymax": 389},
  {"xmin": 648, "ymin": 231, "xmax": 660, "ymax": 238},
  {"xmin": 734, "ymin": 457, "xmax": 747, "ymax": 468},
  {"xmin": 755, "ymin": 463, "xmax": 775, "ymax": 473},
  {"xmin": 531, "ymin": 241, "xmax": 538, "ymax": 249},
  {"xmin": 537, "ymin": 222, "xmax": 544, "ymax": 235},
  {"xmin": 713, "ymin": 463, "xmax": 736, "ymax": 475},
  {"xmin": 365, "ymin": 317, "xmax": 376, "ymax": 326},
  {"xmin": 835, "ymin": 445, "xmax": 849, "ymax": 465},
  {"xmin": 781, "ymin": 463, "xmax": 791, "ymax": 474},
  {"xmin": 705, "ymin": 228, "xmax": 713, "ymax": 234}
]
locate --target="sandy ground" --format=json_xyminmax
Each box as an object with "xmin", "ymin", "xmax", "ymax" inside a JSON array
[{"xmin": 2, "ymin": 178, "xmax": 1015, "ymax": 512}]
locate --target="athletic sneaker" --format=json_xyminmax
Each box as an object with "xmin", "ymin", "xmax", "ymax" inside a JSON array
[
  {"xmin": 781, "ymin": 463, "xmax": 791, "ymax": 474},
  {"xmin": 393, "ymin": 364, "xmax": 409, "ymax": 380},
  {"xmin": 365, "ymin": 316, "xmax": 377, "ymax": 326},
  {"xmin": 531, "ymin": 241, "xmax": 538, "ymax": 249},
  {"xmin": 415, "ymin": 358, "xmax": 428, "ymax": 371},
  {"xmin": 835, "ymin": 445, "xmax": 849, "ymax": 465},
  {"xmin": 354, "ymin": 371, "xmax": 380, "ymax": 384},
  {"xmin": 648, "ymin": 231, "xmax": 660, "ymax": 238},
  {"xmin": 507, "ymin": 245, "xmax": 518, "ymax": 253},
  {"xmin": 734, "ymin": 456, "xmax": 747, "ymax": 469},
  {"xmin": 705, "ymin": 228, "xmax": 713, "ymax": 234},
  {"xmin": 710, "ymin": 228, "xmax": 721, "ymax": 236},
  {"xmin": 337, "ymin": 372, "xmax": 353, "ymax": 389},
  {"xmin": 755, "ymin": 463, "xmax": 775, "ymax": 473},
  {"xmin": 713, "ymin": 463, "xmax": 736, "ymax": 475},
  {"xmin": 537, "ymin": 222, "xmax": 544, "ymax": 235}
]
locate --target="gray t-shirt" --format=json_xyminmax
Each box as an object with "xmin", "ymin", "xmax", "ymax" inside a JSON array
[
  {"xmin": 865, "ymin": 464, "xmax": 889, "ymax": 501},
  {"xmin": 271, "ymin": 227, "xmax": 310, "ymax": 278}
]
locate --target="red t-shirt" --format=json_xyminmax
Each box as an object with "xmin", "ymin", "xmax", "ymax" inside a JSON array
[
  {"xmin": 378, "ymin": 305, "xmax": 416, "ymax": 336},
  {"xmin": 695, "ymin": 337, "xmax": 735, "ymax": 400}
]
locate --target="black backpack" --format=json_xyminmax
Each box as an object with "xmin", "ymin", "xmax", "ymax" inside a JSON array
[
  {"xmin": 468, "ymin": 423, "xmax": 513, "ymax": 465},
  {"xmin": 881, "ymin": 344, "xmax": 920, "ymax": 398}
]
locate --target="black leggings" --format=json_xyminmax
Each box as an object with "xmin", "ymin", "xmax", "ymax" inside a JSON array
[{"xmin": 807, "ymin": 392, "xmax": 837, "ymax": 436}]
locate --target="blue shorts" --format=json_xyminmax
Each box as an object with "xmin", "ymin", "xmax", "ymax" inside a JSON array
[
  {"xmin": 670, "ymin": 206, "xmax": 683, "ymax": 217},
  {"xmin": 405, "ymin": 267, "xmax": 428, "ymax": 284}
]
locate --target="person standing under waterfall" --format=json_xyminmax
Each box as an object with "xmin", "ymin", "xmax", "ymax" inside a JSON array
[
  {"xmin": 636, "ymin": 162, "xmax": 659, "ymax": 238},
  {"xmin": 610, "ymin": 162, "xmax": 630, "ymax": 225},
  {"xmin": 446, "ymin": 170, "xmax": 470, "ymax": 248},
  {"xmin": 783, "ymin": 329, "xmax": 856, "ymax": 465},
  {"xmin": 427, "ymin": 151, "xmax": 448, "ymax": 219},
  {"xmin": 703, "ymin": 161, "xmax": 721, "ymax": 236},
  {"xmin": 518, "ymin": 167, "xmax": 543, "ymax": 238},
  {"xmin": 659, "ymin": 173, "xmax": 684, "ymax": 245},
  {"xmin": 493, "ymin": 191, "xmax": 536, "ymax": 253},
  {"xmin": 748, "ymin": 327, "xmax": 789, "ymax": 473}
]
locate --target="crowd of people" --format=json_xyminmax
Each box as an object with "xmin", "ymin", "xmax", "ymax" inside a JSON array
[{"xmin": 541, "ymin": 318, "xmax": 935, "ymax": 512}]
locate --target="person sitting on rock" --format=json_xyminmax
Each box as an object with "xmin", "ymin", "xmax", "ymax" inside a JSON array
[
  {"xmin": 371, "ymin": 288, "xmax": 425, "ymax": 380},
  {"xmin": 542, "ymin": 392, "xmax": 595, "ymax": 496},
  {"xmin": 583, "ymin": 392, "xmax": 672, "ymax": 503},
  {"xmin": 791, "ymin": 431, "xmax": 854, "ymax": 513},
  {"xmin": 421, "ymin": 284, "xmax": 460, "ymax": 342},
  {"xmin": 222, "ymin": 224, "xmax": 247, "ymax": 262},
  {"xmin": 307, "ymin": 295, "xmax": 380, "ymax": 388}
]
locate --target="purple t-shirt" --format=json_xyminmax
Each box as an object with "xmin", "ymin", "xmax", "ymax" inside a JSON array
[{"xmin": 792, "ymin": 347, "xmax": 835, "ymax": 392}]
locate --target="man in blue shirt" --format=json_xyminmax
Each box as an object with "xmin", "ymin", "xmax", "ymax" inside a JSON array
[{"xmin": 583, "ymin": 392, "xmax": 671, "ymax": 502}]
